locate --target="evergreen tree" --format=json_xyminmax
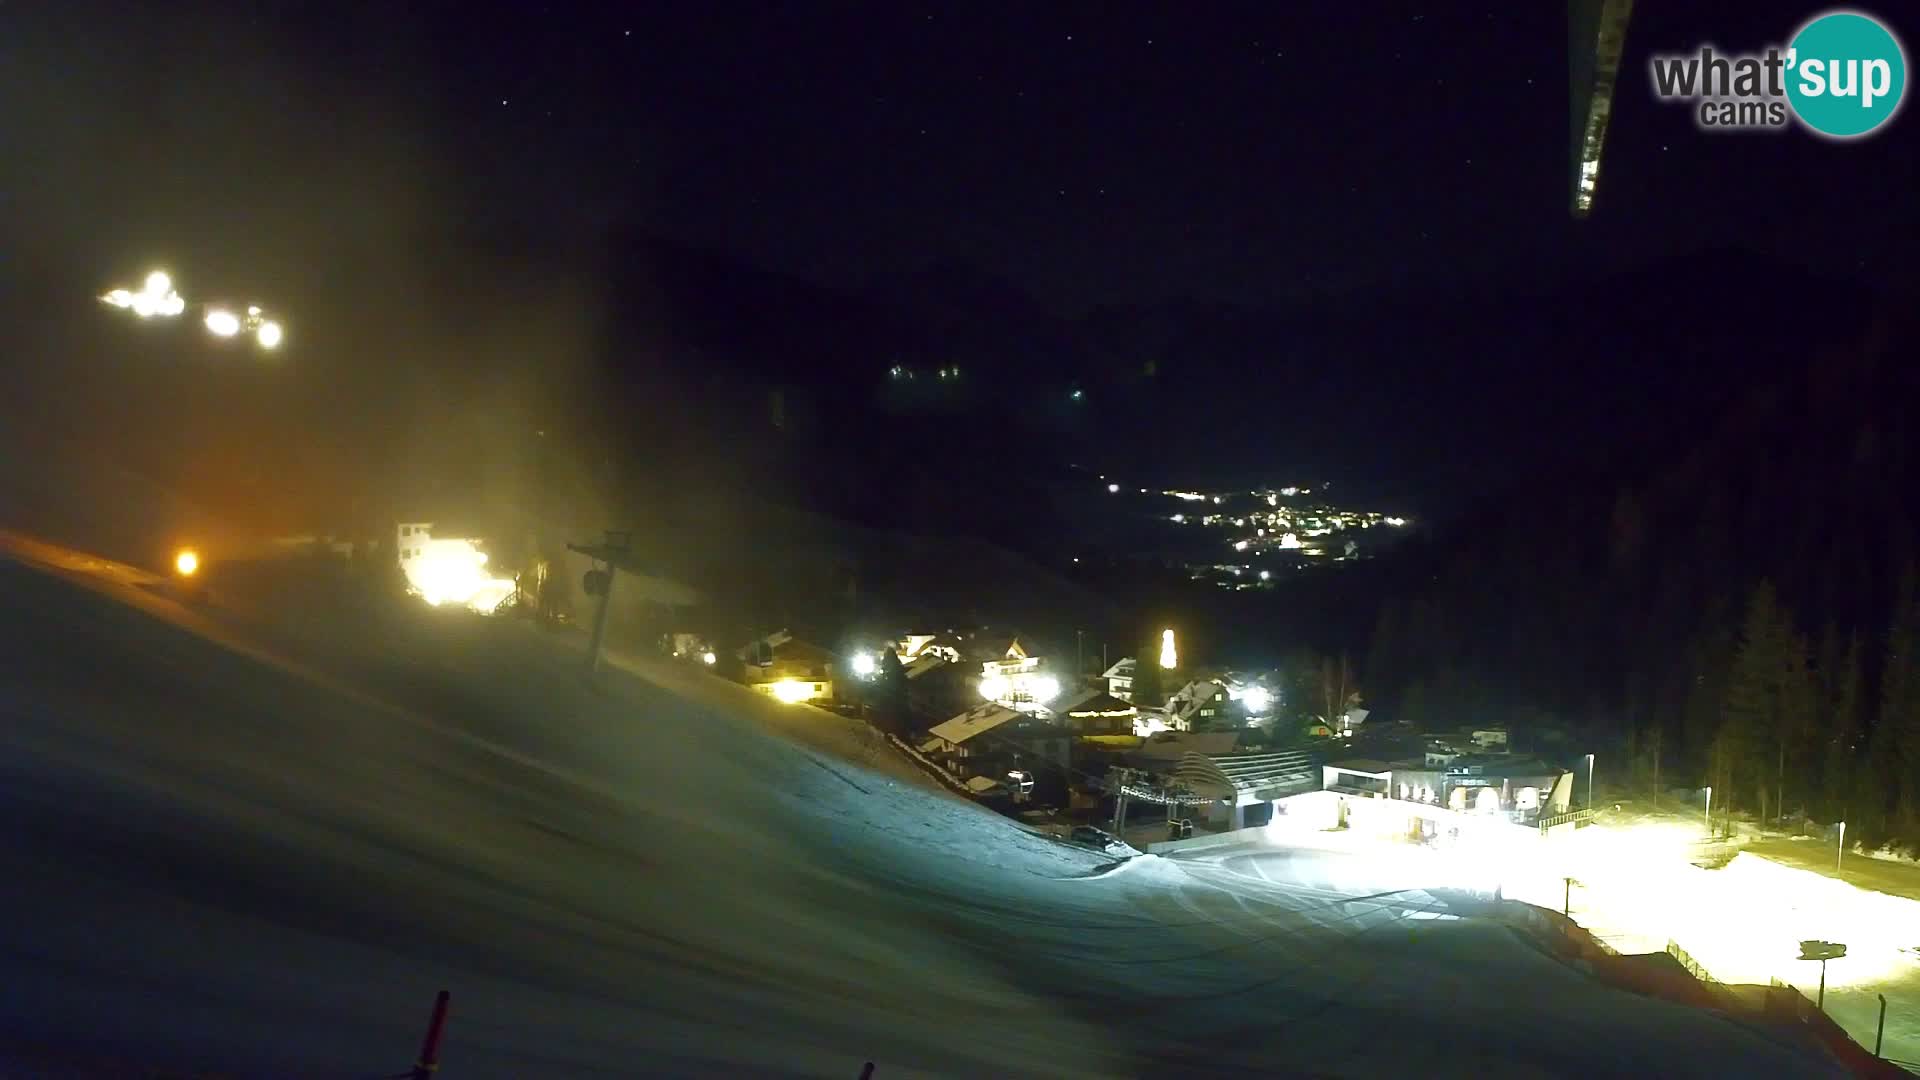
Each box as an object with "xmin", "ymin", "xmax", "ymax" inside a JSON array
[
  {"xmin": 1398, "ymin": 680, "xmax": 1432, "ymax": 732},
  {"xmin": 1320, "ymin": 653, "xmax": 1359, "ymax": 731},
  {"xmin": 1823, "ymin": 634, "xmax": 1864, "ymax": 823},
  {"xmin": 873, "ymin": 647, "xmax": 909, "ymax": 732},
  {"xmin": 1131, "ymin": 649, "xmax": 1166, "ymax": 710},
  {"xmin": 1721, "ymin": 581, "xmax": 1813, "ymax": 822},
  {"xmin": 1881, "ymin": 567, "xmax": 1920, "ymax": 827},
  {"xmin": 1682, "ymin": 602, "xmax": 1736, "ymax": 781}
]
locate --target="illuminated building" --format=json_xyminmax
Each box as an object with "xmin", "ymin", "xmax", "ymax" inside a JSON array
[
  {"xmin": 738, "ymin": 631, "xmax": 839, "ymax": 704},
  {"xmin": 979, "ymin": 638, "xmax": 1058, "ymax": 712},
  {"xmin": 922, "ymin": 702, "xmax": 1071, "ymax": 781},
  {"xmin": 395, "ymin": 522, "xmax": 517, "ymax": 613},
  {"xmin": 1052, "ymin": 688, "xmax": 1138, "ymax": 736},
  {"xmin": 1165, "ymin": 679, "xmax": 1229, "ymax": 732},
  {"xmin": 1322, "ymin": 756, "xmax": 1574, "ymax": 823}
]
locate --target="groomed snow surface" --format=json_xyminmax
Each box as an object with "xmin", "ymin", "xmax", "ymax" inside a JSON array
[{"xmin": 0, "ymin": 547, "xmax": 1849, "ymax": 1077}]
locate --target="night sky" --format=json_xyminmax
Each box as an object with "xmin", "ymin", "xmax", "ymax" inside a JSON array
[
  {"xmin": 439, "ymin": 0, "xmax": 1916, "ymax": 308},
  {"xmin": 5, "ymin": 1, "xmax": 1916, "ymax": 520},
  {"xmin": 12, "ymin": 2, "xmax": 1911, "ymax": 311}
]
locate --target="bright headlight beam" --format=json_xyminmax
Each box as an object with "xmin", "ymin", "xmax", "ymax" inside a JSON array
[{"xmin": 771, "ymin": 678, "xmax": 813, "ymax": 704}]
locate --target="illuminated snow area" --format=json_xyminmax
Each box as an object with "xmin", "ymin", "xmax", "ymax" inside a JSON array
[{"xmin": 0, "ymin": 538, "xmax": 1851, "ymax": 1077}]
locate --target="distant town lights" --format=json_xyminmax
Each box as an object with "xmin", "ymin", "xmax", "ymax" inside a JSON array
[{"xmin": 1107, "ymin": 483, "xmax": 1120, "ymax": 493}]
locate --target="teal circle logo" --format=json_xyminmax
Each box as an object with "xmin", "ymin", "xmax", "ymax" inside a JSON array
[{"xmin": 1786, "ymin": 11, "xmax": 1907, "ymax": 138}]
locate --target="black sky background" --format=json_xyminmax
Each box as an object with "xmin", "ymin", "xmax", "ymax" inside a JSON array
[
  {"xmin": 4, "ymin": 1, "xmax": 1916, "ymax": 534},
  {"xmin": 429, "ymin": 0, "xmax": 1915, "ymax": 308}
]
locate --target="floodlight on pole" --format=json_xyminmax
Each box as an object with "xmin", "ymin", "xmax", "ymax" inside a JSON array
[
  {"xmin": 1029, "ymin": 674, "xmax": 1060, "ymax": 704},
  {"xmin": 1587, "ymin": 753, "xmax": 1596, "ymax": 809},
  {"xmin": 101, "ymin": 269, "xmax": 185, "ymax": 319},
  {"xmin": 1838, "ymin": 821, "xmax": 1847, "ymax": 872},
  {"xmin": 204, "ymin": 309, "xmax": 241, "ymax": 337}
]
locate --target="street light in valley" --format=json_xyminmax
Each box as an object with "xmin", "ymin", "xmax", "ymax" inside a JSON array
[
  {"xmin": 1586, "ymin": 753, "xmax": 1596, "ymax": 810},
  {"xmin": 1837, "ymin": 820, "xmax": 1847, "ymax": 872}
]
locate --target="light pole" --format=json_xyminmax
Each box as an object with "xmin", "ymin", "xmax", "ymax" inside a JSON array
[
  {"xmin": 568, "ymin": 531, "xmax": 633, "ymax": 676},
  {"xmin": 1586, "ymin": 753, "xmax": 1596, "ymax": 810},
  {"xmin": 1799, "ymin": 940, "xmax": 1846, "ymax": 1011},
  {"xmin": 1704, "ymin": 785, "xmax": 1713, "ymax": 835},
  {"xmin": 1837, "ymin": 820, "xmax": 1847, "ymax": 872}
]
